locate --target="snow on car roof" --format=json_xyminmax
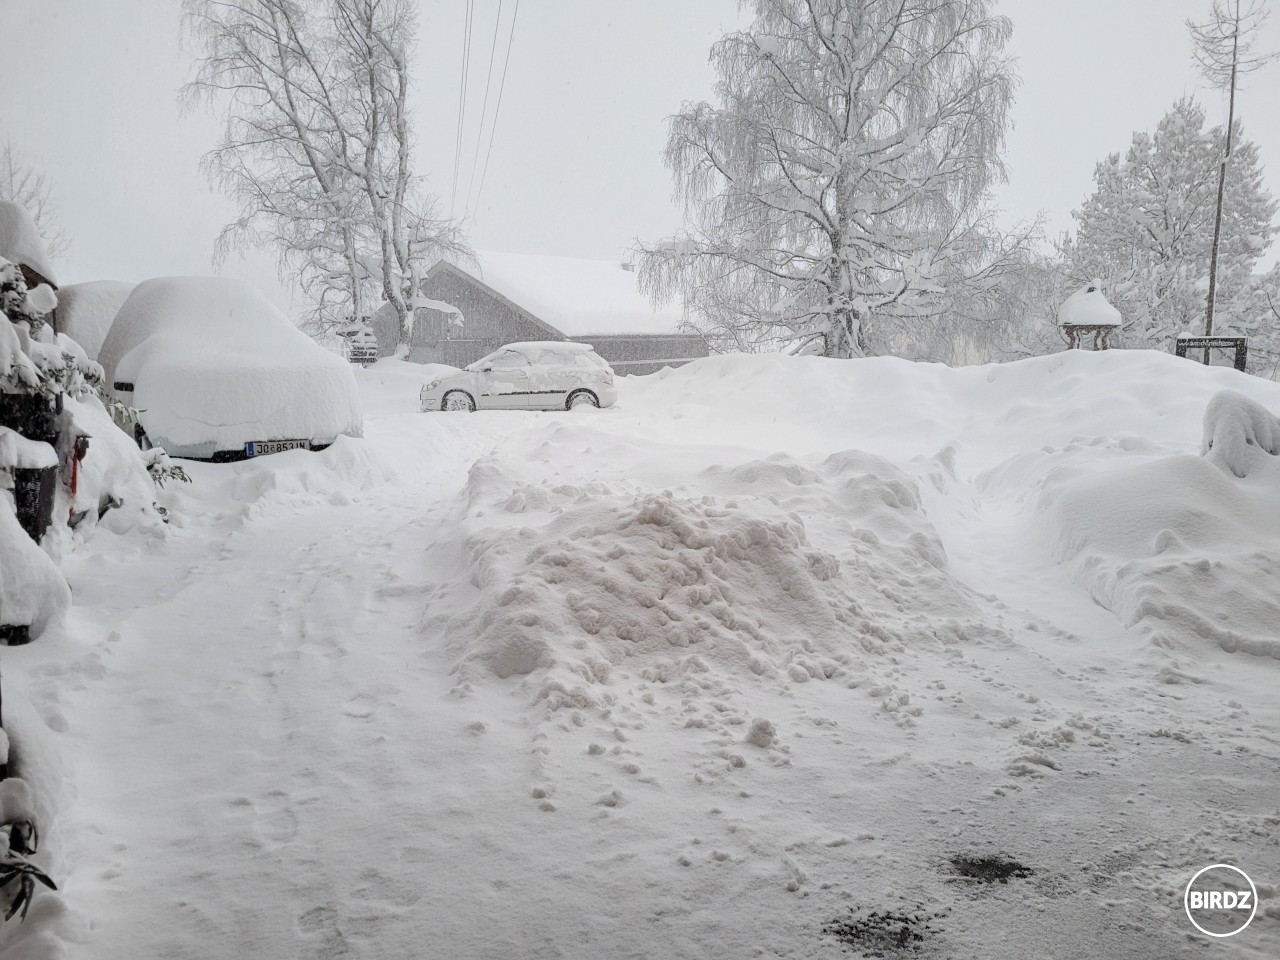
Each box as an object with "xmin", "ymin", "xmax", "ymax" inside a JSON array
[
  {"xmin": 0, "ymin": 201, "xmax": 57, "ymax": 286},
  {"xmin": 499, "ymin": 341, "xmax": 596, "ymax": 354},
  {"xmin": 99, "ymin": 276, "xmax": 362, "ymax": 454},
  {"xmin": 470, "ymin": 251, "xmax": 686, "ymax": 338},
  {"xmin": 101, "ymin": 276, "xmax": 315, "ymax": 384}
]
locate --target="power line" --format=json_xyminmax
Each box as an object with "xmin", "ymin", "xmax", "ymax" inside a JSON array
[
  {"xmin": 450, "ymin": 0, "xmax": 475, "ymax": 219},
  {"xmin": 473, "ymin": 0, "xmax": 520, "ymax": 225},
  {"xmin": 463, "ymin": 0, "xmax": 505, "ymax": 220}
]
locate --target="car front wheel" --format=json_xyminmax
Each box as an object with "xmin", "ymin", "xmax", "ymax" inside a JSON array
[
  {"xmin": 566, "ymin": 390, "xmax": 599, "ymax": 410},
  {"xmin": 442, "ymin": 391, "xmax": 476, "ymax": 412}
]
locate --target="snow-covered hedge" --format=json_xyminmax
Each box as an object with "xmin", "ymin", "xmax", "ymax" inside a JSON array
[{"xmin": 1201, "ymin": 389, "xmax": 1280, "ymax": 479}]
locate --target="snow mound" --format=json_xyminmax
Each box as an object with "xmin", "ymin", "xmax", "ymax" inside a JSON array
[
  {"xmin": 66, "ymin": 395, "xmax": 164, "ymax": 536},
  {"xmin": 1046, "ymin": 454, "xmax": 1280, "ymax": 660},
  {"xmin": 1201, "ymin": 389, "xmax": 1280, "ymax": 478},
  {"xmin": 446, "ymin": 442, "xmax": 988, "ymax": 720},
  {"xmin": 0, "ymin": 495, "xmax": 69, "ymax": 639},
  {"xmin": 457, "ymin": 488, "xmax": 851, "ymax": 692},
  {"xmin": 55, "ymin": 280, "xmax": 134, "ymax": 360}
]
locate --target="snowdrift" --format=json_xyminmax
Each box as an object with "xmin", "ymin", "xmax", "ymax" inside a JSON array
[
  {"xmin": 440, "ymin": 422, "xmax": 994, "ymax": 762},
  {"xmin": 632, "ymin": 351, "xmax": 1280, "ymax": 665},
  {"xmin": 1045, "ymin": 453, "xmax": 1280, "ymax": 659},
  {"xmin": 1201, "ymin": 389, "xmax": 1280, "ymax": 478}
]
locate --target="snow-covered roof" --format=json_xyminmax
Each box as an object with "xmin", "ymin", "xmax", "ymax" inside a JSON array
[
  {"xmin": 0, "ymin": 201, "xmax": 56, "ymax": 286},
  {"xmin": 458, "ymin": 251, "xmax": 686, "ymax": 338},
  {"xmin": 1057, "ymin": 281, "xmax": 1121, "ymax": 327},
  {"xmin": 56, "ymin": 280, "xmax": 136, "ymax": 360}
]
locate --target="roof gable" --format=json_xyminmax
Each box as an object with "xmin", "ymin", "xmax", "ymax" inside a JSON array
[{"xmin": 432, "ymin": 251, "xmax": 686, "ymax": 338}]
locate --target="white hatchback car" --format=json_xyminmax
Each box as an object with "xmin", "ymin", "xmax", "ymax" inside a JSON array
[{"xmin": 420, "ymin": 342, "xmax": 617, "ymax": 412}]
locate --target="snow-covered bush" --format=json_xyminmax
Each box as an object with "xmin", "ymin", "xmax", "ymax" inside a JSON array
[
  {"xmin": 1, "ymin": 258, "xmax": 72, "ymax": 637},
  {"xmin": 1, "ymin": 261, "xmax": 104, "ymax": 403},
  {"xmin": 1201, "ymin": 389, "xmax": 1280, "ymax": 478},
  {"xmin": 0, "ymin": 777, "xmax": 56, "ymax": 922},
  {"xmin": 0, "ymin": 461, "xmax": 69, "ymax": 639},
  {"xmin": 3, "ymin": 258, "xmax": 173, "ymax": 545}
]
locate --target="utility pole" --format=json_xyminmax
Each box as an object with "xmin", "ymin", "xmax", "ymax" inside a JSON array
[
  {"xmin": 1201, "ymin": 17, "xmax": 1238, "ymax": 362},
  {"xmin": 1189, "ymin": 0, "xmax": 1279, "ymax": 364}
]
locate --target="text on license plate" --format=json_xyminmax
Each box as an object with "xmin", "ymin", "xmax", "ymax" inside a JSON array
[{"xmin": 245, "ymin": 439, "xmax": 310, "ymax": 457}]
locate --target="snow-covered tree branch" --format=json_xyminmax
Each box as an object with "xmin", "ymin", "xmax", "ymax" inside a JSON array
[
  {"xmin": 182, "ymin": 0, "xmax": 469, "ymax": 342},
  {"xmin": 1065, "ymin": 99, "xmax": 1277, "ymax": 359},
  {"xmin": 639, "ymin": 0, "xmax": 1024, "ymax": 359},
  {"xmin": 0, "ymin": 143, "xmax": 68, "ymax": 262}
]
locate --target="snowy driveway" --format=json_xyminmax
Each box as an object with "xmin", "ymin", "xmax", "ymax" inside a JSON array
[{"xmin": 19, "ymin": 354, "xmax": 1280, "ymax": 959}]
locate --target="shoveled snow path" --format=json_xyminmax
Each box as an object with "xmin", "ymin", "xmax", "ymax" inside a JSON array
[{"xmin": 56, "ymin": 415, "xmax": 540, "ymax": 958}]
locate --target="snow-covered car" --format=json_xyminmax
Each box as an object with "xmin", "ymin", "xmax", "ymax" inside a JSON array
[
  {"xmin": 98, "ymin": 277, "xmax": 363, "ymax": 461},
  {"xmin": 420, "ymin": 341, "xmax": 616, "ymax": 412}
]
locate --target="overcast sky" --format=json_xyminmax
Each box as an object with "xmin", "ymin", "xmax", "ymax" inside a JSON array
[{"xmin": 2, "ymin": 0, "xmax": 1278, "ymax": 314}]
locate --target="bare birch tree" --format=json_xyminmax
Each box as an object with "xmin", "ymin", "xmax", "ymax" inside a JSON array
[
  {"xmin": 638, "ymin": 0, "xmax": 1023, "ymax": 359},
  {"xmin": 183, "ymin": 0, "xmax": 467, "ymax": 342},
  {"xmin": 1188, "ymin": 0, "xmax": 1278, "ymax": 345},
  {"xmin": 0, "ymin": 142, "xmax": 69, "ymax": 261}
]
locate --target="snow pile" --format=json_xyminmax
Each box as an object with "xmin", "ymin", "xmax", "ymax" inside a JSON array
[
  {"xmin": 444, "ymin": 433, "xmax": 988, "ymax": 749},
  {"xmin": 54, "ymin": 281, "xmax": 135, "ymax": 361},
  {"xmin": 1044, "ymin": 451, "xmax": 1280, "ymax": 660},
  {"xmin": 1056, "ymin": 280, "xmax": 1121, "ymax": 327},
  {"xmin": 99, "ymin": 277, "xmax": 363, "ymax": 458},
  {"xmin": 0, "ymin": 201, "xmax": 56, "ymax": 286},
  {"xmin": 65, "ymin": 395, "xmax": 164, "ymax": 535},
  {"xmin": 0, "ymin": 495, "xmax": 70, "ymax": 638},
  {"xmin": 1201, "ymin": 389, "xmax": 1280, "ymax": 478}
]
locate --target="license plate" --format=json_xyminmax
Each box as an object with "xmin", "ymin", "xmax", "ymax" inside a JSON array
[{"xmin": 245, "ymin": 439, "xmax": 310, "ymax": 457}]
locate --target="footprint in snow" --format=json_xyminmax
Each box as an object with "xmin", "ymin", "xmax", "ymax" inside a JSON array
[{"xmin": 251, "ymin": 791, "xmax": 300, "ymax": 846}]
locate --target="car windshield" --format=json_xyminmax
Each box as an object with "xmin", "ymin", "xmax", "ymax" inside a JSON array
[{"xmin": 465, "ymin": 351, "xmax": 509, "ymax": 372}]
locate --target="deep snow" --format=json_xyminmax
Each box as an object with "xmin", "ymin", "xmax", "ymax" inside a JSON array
[{"xmin": 3, "ymin": 349, "xmax": 1278, "ymax": 959}]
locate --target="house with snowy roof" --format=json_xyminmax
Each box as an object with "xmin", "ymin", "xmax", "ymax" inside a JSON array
[{"xmin": 371, "ymin": 252, "xmax": 709, "ymax": 376}]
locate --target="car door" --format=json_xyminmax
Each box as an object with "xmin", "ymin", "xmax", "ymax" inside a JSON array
[
  {"xmin": 476, "ymin": 349, "xmax": 532, "ymax": 409},
  {"xmin": 527, "ymin": 348, "xmax": 574, "ymax": 409}
]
